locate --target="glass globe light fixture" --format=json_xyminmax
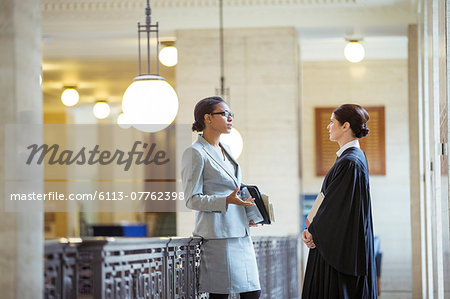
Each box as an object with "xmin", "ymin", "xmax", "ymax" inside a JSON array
[
  {"xmin": 344, "ymin": 40, "xmax": 365, "ymax": 63},
  {"xmin": 159, "ymin": 46, "xmax": 178, "ymax": 67},
  {"xmin": 220, "ymin": 128, "xmax": 243, "ymax": 159},
  {"xmin": 61, "ymin": 87, "xmax": 79, "ymax": 107},
  {"xmin": 122, "ymin": 75, "xmax": 178, "ymax": 132},
  {"xmin": 117, "ymin": 112, "xmax": 132, "ymax": 129},
  {"xmin": 93, "ymin": 100, "xmax": 110, "ymax": 119},
  {"xmin": 122, "ymin": 0, "xmax": 179, "ymax": 133}
]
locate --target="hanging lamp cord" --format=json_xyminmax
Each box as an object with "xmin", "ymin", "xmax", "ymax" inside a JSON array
[{"xmin": 219, "ymin": 0, "xmax": 226, "ymax": 97}]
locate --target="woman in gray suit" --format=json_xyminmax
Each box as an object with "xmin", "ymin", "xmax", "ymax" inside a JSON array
[{"xmin": 181, "ymin": 96, "xmax": 261, "ymax": 299}]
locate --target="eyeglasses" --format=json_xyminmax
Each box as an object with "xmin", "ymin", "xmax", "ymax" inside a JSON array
[{"xmin": 209, "ymin": 111, "xmax": 234, "ymax": 119}]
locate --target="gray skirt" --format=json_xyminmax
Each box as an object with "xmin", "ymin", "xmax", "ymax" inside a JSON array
[{"xmin": 199, "ymin": 235, "xmax": 261, "ymax": 294}]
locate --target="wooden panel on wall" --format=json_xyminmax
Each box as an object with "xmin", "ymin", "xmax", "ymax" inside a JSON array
[
  {"xmin": 315, "ymin": 108, "xmax": 340, "ymax": 176},
  {"xmin": 315, "ymin": 106, "xmax": 386, "ymax": 176}
]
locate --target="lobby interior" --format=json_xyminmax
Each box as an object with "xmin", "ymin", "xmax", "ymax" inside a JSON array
[{"xmin": 1, "ymin": 0, "xmax": 450, "ymax": 298}]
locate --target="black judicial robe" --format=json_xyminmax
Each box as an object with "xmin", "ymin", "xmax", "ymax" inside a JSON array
[{"xmin": 302, "ymin": 147, "xmax": 378, "ymax": 299}]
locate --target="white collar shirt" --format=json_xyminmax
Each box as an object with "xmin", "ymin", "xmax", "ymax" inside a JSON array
[{"xmin": 336, "ymin": 139, "xmax": 360, "ymax": 158}]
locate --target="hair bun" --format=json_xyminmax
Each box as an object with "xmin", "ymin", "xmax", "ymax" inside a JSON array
[
  {"xmin": 356, "ymin": 127, "xmax": 369, "ymax": 138},
  {"xmin": 192, "ymin": 121, "xmax": 204, "ymax": 132}
]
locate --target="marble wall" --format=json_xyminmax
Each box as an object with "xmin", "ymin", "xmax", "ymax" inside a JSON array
[
  {"xmin": 175, "ymin": 27, "xmax": 301, "ymax": 238},
  {"xmin": 0, "ymin": 0, "xmax": 43, "ymax": 298}
]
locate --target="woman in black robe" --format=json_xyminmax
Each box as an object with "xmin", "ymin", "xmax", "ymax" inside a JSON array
[{"xmin": 302, "ymin": 104, "xmax": 378, "ymax": 299}]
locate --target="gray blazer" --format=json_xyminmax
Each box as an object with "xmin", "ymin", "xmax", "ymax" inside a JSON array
[{"xmin": 181, "ymin": 135, "xmax": 249, "ymax": 239}]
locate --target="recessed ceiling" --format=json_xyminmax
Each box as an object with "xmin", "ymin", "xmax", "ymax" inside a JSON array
[
  {"xmin": 42, "ymin": 0, "xmax": 417, "ymax": 59},
  {"xmin": 41, "ymin": 0, "xmax": 417, "ymax": 112}
]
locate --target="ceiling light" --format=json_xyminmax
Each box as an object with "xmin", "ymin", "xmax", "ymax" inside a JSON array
[
  {"xmin": 93, "ymin": 100, "xmax": 110, "ymax": 119},
  {"xmin": 117, "ymin": 112, "xmax": 132, "ymax": 129},
  {"xmin": 61, "ymin": 87, "xmax": 79, "ymax": 107},
  {"xmin": 220, "ymin": 128, "xmax": 243, "ymax": 159},
  {"xmin": 159, "ymin": 46, "xmax": 178, "ymax": 67},
  {"xmin": 122, "ymin": 76, "xmax": 178, "ymax": 132},
  {"xmin": 122, "ymin": 0, "xmax": 179, "ymax": 133},
  {"xmin": 344, "ymin": 40, "xmax": 365, "ymax": 63}
]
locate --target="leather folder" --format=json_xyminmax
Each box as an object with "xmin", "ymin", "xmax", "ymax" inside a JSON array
[
  {"xmin": 305, "ymin": 192, "xmax": 325, "ymax": 228},
  {"xmin": 241, "ymin": 184, "xmax": 273, "ymax": 225}
]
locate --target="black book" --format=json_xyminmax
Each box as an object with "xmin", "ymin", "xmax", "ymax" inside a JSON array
[{"xmin": 241, "ymin": 184, "xmax": 273, "ymax": 225}]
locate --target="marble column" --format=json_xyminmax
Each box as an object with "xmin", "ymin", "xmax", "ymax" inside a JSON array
[
  {"xmin": 408, "ymin": 24, "xmax": 424, "ymax": 299},
  {"xmin": 414, "ymin": 0, "xmax": 450, "ymax": 297},
  {"xmin": 0, "ymin": 0, "xmax": 43, "ymax": 298}
]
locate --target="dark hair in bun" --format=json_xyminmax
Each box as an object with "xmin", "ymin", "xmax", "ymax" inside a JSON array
[
  {"xmin": 333, "ymin": 104, "xmax": 370, "ymax": 138},
  {"xmin": 192, "ymin": 96, "xmax": 225, "ymax": 132}
]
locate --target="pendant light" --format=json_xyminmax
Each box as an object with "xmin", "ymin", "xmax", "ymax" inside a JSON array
[
  {"xmin": 159, "ymin": 41, "xmax": 178, "ymax": 67},
  {"xmin": 117, "ymin": 112, "xmax": 132, "ymax": 129},
  {"xmin": 61, "ymin": 86, "xmax": 79, "ymax": 107},
  {"xmin": 93, "ymin": 100, "xmax": 110, "ymax": 119},
  {"xmin": 122, "ymin": 0, "xmax": 179, "ymax": 132},
  {"xmin": 220, "ymin": 128, "xmax": 243, "ymax": 158},
  {"xmin": 215, "ymin": 0, "xmax": 244, "ymax": 159},
  {"xmin": 344, "ymin": 39, "xmax": 365, "ymax": 63}
]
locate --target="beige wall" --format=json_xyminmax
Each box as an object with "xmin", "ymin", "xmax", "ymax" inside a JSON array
[
  {"xmin": 301, "ymin": 59, "xmax": 412, "ymax": 296},
  {"xmin": 175, "ymin": 27, "xmax": 301, "ymax": 237}
]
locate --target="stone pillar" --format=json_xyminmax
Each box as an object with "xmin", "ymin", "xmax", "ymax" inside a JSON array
[
  {"xmin": 414, "ymin": 0, "xmax": 450, "ymax": 297},
  {"xmin": 408, "ymin": 24, "xmax": 424, "ymax": 299},
  {"xmin": 0, "ymin": 0, "xmax": 43, "ymax": 298},
  {"xmin": 175, "ymin": 28, "xmax": 301, "ymax": 237}
]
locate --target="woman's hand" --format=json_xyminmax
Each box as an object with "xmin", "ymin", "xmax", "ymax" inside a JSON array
[
  {"xmin": 226, "ymin": 187, "xmax": 255, "ymax": 207},
  {"xmin": 249, "ymin": 220, "xmax": 264, "ymax": 227},
  {"xmin": 302, "ymin": 229, "xmax": 316, "ymax": 249}
]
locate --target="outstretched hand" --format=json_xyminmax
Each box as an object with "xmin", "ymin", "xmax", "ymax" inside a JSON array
[
  {"xmin": 249, "ymin": 220, "xmax": 264, "ymax": 227},
  {"xmin": 302, "ymin": 229, "xmax": 316, "ymax": 249},
  {"xmin": 226, "ymin": 187, "xmax": 255, "ymax": 207}
]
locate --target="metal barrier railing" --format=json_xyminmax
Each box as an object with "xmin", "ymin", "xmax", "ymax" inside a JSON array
[
  {"xmin": 78, "ymin": 237, "xmax": 201, "ymax": 299},
  {"xmin": 44, "ymin": 239, "xmax": 78, "ymax": 299},
  {"xmin": 254, "ymin": 237, "xmax": 299, "ymax": 299},
  {"xmin": 44, "ymin": 236, "xmax": 299, "ymax": 299}
]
